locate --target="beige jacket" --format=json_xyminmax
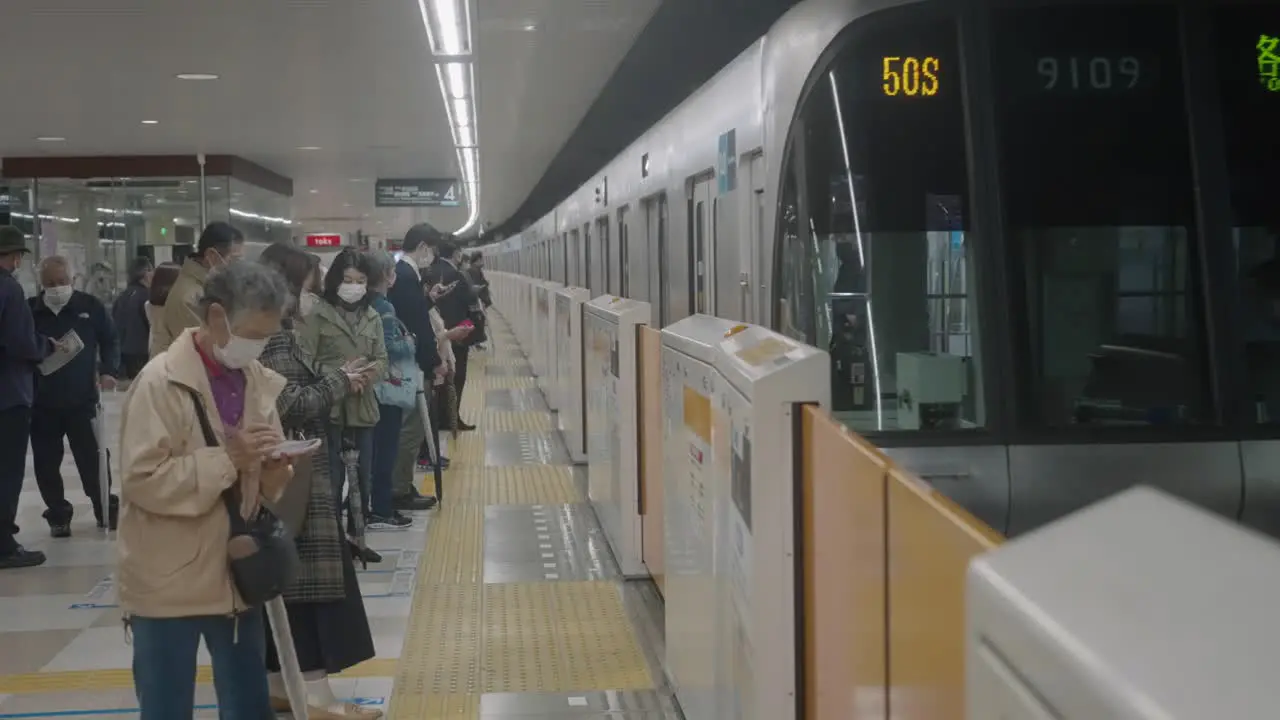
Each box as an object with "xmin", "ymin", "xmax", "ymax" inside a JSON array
[
  {"xmin": 116, "ymin": 327, "xmax": 287, "ymax": 618},
  {"xmin": 150, "ymin": 258, "xmax": 208, "ymax": 358}
]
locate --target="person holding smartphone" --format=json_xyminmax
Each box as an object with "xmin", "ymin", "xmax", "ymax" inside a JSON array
[
  {"xmin": 256, "ymin": 243, "xmax": 381, "ymax": 719},
  {"xmin": 297, "ymin": 250, "xmax": 387, "ymax": 563},
  {"xmin": 423, "ymin": 242, "xmax": 479, "ymax": 431}
]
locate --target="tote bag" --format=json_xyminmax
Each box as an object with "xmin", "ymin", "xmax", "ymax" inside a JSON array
[{"xmin": 375, "ymin": 314, "xmax": 420, "ymax": 410}]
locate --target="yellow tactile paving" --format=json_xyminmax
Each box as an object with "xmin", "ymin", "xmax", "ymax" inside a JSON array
[
  {"xmin": 481, "ymin": 375, "xmax": 535, "ymax": 390},
  {"xmin": 446, "ymin": 465, "xmax": 582, "ymax": 506},
  {"xmin": 482, "ymin": 410, "xmax": 553, "ymax": 433},
  {"xmin": 483, "ymin": 581, "xmax": 654, "ymax": 693}
]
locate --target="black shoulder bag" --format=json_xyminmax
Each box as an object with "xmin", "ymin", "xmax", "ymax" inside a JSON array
[{"xmin": 185, "ymin": 387, "xmax": 299, "ymax": 607}]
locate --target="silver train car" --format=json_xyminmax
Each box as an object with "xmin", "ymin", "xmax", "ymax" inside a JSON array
[{"xmin": 478, "ymin": 0, "xmax": 1280, "ymax": 537}]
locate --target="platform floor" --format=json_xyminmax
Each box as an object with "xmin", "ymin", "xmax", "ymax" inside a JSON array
[{"xmin": 0, "ymin": 313, "xmax": 677, "ymax": 719}]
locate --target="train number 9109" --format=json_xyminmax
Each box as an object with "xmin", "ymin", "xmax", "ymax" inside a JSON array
[{"xmin": 881, "ymin": 56, "xmax": 940, "ymax": 97}]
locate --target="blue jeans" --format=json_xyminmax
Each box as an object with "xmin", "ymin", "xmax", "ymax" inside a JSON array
[
  {"xmin": 327, "ymin": 425, "xmax": 374, "ymax": 516},
  {"xmin": 131, "ymin": 611, "xmax": 272, "ymax": 719},
  {"xmin": 371, "ymin": 404, "xmax": 403, "ymax": 517}
]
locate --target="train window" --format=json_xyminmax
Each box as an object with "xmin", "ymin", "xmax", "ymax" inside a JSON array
[
  {"xmin": 795, "ymin": 13, "xmax": 978, "ymax": 432},
  {"xmin": 1215, "ymin": 5, "xmax": 1280, "ymax": 424},
  {"xmin": 993, "ymin": 4, "xmax": 1209, "ymax": 428}
]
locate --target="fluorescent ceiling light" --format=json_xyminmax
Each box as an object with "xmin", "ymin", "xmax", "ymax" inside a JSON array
[
  {"xmin": 140, "ymin": 120, "xmax": 159, "ymax": 125},
  {"xmin": 444, "ymin": 63, "xmax": 469, "ymax": 99},
  {"xmin": 349, "ymin": 178, "xmax": 367, "ymax": 182},
  {"xmin": 297, "ymin": 146, "xmax": 321, "ymax": 151},
  {"xmin": 309, "ymin": 189, "xmax": 319, "ymax": 194},
  {"xmin": 459, "ymin": 147, "xmax": 477, "ymax": 183},
  {"xmin": 433, "ymin": 0, "xmax": 465, "ymax": 54},
  {"xmin": 452, "ymin": 98, "xmax": 471, "ymax": 126},
  {"xmin": 36, "ymin": 136, "xmax": 65, "ymax": 142},
  {"xmin": 522, "ymin": 22, "xmax": 537, "ymax": 31},
  {"xmin": 456, "ymin": 124, "xmax": 475, "ymax": 147},
  {"xmin": 175, "ymin": 73, "xmax": 219, "ymax": 80}
]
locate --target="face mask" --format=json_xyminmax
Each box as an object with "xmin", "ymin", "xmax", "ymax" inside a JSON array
[
  {"xmin": 212, "ymin": 316, "xmax": 267, "ymax": 369},
  {"xmin": 337, "ymin": 283, "xmax": 367, "ymax": 304},
  {"xmin": 299, "ymin": 292, "xmax": 319, "ymax": 316},
  {"xmin": 44, "ymin": 285, "xmax": 73, "ymax": 311}
]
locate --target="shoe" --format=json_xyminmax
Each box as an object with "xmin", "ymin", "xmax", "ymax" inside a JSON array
[
  {"xmin": 393, "ymin": 493, "xmax": 438, "ymax": 511},
  {"xmin": 49, "ymin": 523, "xmax": 71, "ymax": 539},
  {"xmin": 368, "ymin": 513, "xmax": 412, "ymax": 530},
  {"xmin": 0, "ymin": 546, "xmax": 47, "ymax": 569},
  {"xmin": 416, "ymin": 456, "xmax": 450, "ymax": 471},
  {"xmin": 457, "ymin": 421, "xmax": 476, "ymax": 432}
]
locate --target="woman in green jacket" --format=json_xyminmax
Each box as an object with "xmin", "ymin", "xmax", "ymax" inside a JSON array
[{"xmin": 298, "ymin": 249, "xmax": 387, "ymax": 524}]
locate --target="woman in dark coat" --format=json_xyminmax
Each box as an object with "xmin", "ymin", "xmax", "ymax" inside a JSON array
[{"xmin": 257, "ymin": 243, "xmax": 381, "ymax": 720}]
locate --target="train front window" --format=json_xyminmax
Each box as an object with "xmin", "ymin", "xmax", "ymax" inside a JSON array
[
  {"xmin": 992, "ymin": 4, "xmax": 1209, "ymax": 428},
  {"xmin": 794, "ymin": 14, "xmax": 981, "ymax": 433},
  {"xmin": 1214, "ymin": 5, "xmax": 1280, "ymax": 424}
]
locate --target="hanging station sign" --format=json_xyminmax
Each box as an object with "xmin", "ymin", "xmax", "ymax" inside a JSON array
[{"xmin": 374, "ymin": 178, "xmax": 461, "ymax": 208}]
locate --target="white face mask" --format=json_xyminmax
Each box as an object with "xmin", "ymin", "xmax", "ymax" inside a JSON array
[
  {"xmin": 212, "ymin": 316, "xmax": 267, "ymax": 370},
  {"xmin": 337, "ymin": 282, "xmax": 367, "ymax": 304},
  {"xmin": 299, "ymin": 292, "xmax": 319, "ymax": 316},
  {"xmin": 44, "ymin": 285, "xmax": 73, "ymax": 311}
]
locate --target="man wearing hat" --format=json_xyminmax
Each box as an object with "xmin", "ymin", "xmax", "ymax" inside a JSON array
[{"xmin": 0, "ymin": 226, "xmax": 68, "ymax": 569}]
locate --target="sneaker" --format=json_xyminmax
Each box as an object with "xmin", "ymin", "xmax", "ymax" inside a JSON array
[
  {"xmin": 368, "ymin": 513, "xmax": 413, "ymax": 530},
  {"xmin": 416, "ymin": 456, "xmax": 450, "ymax": 471},
  {"xmin": 0, "ymin": 546, "xmax": 47, "ymax": 569},
  {"xmin": 393, "ymin": 494, "xmax": 438, "ymax": 512},
  {"xmin": 49, "ymin": 523, "xmax": 71, "ymax": 539}
]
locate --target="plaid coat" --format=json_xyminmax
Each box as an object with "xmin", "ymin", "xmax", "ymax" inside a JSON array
[{"xmin": 259, "ymin": 325, "xmax": 350, "ymax": 603}]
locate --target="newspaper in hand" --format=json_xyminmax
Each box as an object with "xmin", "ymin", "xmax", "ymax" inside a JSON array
[{"xmin": 38, "ymin": 330, "xmax": 84, "ymax": 376}]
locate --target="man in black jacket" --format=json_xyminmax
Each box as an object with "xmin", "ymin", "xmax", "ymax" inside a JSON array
[
  {"xmin": 0, "ymin": 227, "xmax": 57, "ymax": 569},
  {"xmin": 386, "ymin": 223, "xmax": 446, "ymax": 509},
  {"xmin": 424, "ymin": 242, "xmax": 479, "ymax": 431},
  {"xmin": 29, "ymin": 256, "xmax": 121, "ymax": 536}
]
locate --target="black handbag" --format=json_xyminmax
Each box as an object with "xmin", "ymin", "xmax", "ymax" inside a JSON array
[{"xmin": 185, "ymin": 387, "xmax": 299, "ymax": 607}]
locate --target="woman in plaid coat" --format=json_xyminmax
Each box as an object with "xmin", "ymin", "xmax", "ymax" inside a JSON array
[{"xmin": 258, "ymin": 243, "xmax": 380, "ymax": 720}]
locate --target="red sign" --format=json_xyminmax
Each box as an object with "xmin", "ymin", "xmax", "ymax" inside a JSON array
[{"xmin": 304, "ymin": 233, "xmax": 343, "ymax": 248}]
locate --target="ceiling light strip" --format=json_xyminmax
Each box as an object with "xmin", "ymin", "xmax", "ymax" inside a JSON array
[{"xmin": 421, "ymin": 0, "xmax": 480, "ymax": 235}]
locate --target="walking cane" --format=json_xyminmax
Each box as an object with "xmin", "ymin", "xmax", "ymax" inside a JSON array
[
  {"xmin": 339, "ymin": 406, "xmax": 368, "ymax": 566},
  {"xmin": 265, "ymin": 597, "xmax": 310, "ymax": 720},
  {"xmin": 415, "ymin": 369, "xmax": 443, "ymax": 504},
  {"xmin": 93, "ymin": 400, "xmax": 112, "ymax": 532}
]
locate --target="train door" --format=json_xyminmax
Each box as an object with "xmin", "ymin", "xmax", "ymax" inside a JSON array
[
  {"xmin": 645, "ymin": 195, "xmax": 669, "ymax": 325},
  {"xmin": 598, "ymin": 217, "xmax": 612, "ymax": 295},
  {"xmin": 618, "ymin": 206, "xmax": 632, "ymax": 298},
  {"xmin": 584, "ymin": 223, "xmax": 595, "ymax": 296},
  {"xmin": 745, "ymin": 152, "xmax": 767, "ymax": 324},
  {"xmin": 569, "ymin": 229, "xmax": 581, "ymax": 286},
  {"xmin": 688, "ymin": 176, "xmax": 716, "ymax": 315},
  {"xmin": 562, "ymin": 233, "xmax": 570, "ymax": 285}
]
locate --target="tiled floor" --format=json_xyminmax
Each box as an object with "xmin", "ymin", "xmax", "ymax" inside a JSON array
[{"xmin": 0, "ymin": 313, "xmax": 678, "ymax": 719}]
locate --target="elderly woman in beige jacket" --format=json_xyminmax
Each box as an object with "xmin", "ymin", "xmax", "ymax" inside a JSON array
[{"xmin": 117, "ymin": 261, "xmax": 303, "ymax": 719}]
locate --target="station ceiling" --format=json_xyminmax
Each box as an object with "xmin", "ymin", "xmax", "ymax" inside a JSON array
[{"xmin": 0, "ymin": 0, "xmax": 659, "ymax": 237}]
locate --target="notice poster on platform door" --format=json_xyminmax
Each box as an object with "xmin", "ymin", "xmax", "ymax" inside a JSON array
[{"xmin": 721, "ymin": 384, "xmax": 754, "ymax": 719}]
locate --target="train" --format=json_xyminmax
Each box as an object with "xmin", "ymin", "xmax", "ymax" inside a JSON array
[{"xmin": 475, "ymin": 0, "xmax": 1280, "ymax": 538}]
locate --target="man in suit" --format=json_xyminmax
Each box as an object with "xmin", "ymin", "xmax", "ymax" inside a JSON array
[
  {"xmin": 386, "ymin": 223, "xmax": 446, "ymax": 510},
  {"xmin": 423, "ymin": 241, "xmax": 479, "ymax": 432}
]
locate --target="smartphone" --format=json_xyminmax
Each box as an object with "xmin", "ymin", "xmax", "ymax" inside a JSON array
[
  {"xmin": 267, "ymin": 438, "xmax": 322, "ymax": 459},
  {"xmin": 458, "ymin": 319, "xmax": 475, "ymax": 330}
]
